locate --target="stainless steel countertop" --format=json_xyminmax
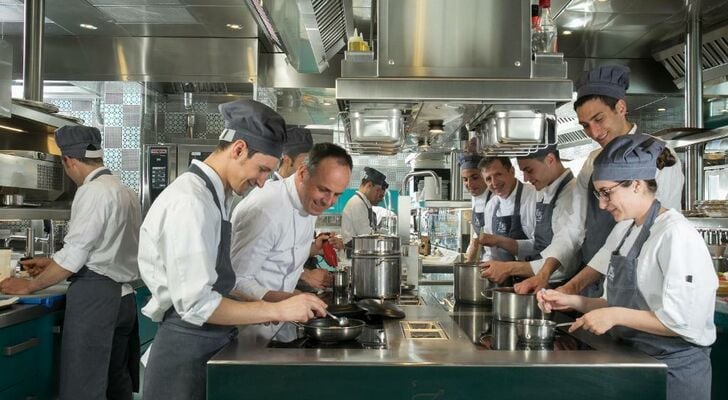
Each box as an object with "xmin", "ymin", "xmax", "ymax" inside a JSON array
[{"xmin": 210, "ymin": 303, "xmax": 665, "ymax": 368}]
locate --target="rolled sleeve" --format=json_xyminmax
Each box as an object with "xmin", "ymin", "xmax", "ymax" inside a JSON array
[{"xmin": 231, "ymin": 205, "xmax": 277, "ymax": 300}]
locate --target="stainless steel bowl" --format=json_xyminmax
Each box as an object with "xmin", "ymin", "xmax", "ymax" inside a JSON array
[
  {"xmin": 1, "ymin": 194, "xmax": 24, "ymax": 206},
  {"xmin": 297, "ymin": 318, "xmax": 365, "ymax": 342}
]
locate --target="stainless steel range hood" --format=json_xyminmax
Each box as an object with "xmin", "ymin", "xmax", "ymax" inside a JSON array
[{"xmin": 336, "ymin": 0, "xmax": 573, "ymax": 154}]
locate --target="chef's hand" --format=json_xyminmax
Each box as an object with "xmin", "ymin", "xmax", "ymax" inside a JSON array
[
  {"xmin": 554, "ymin": 282, "xmax": 579, "ymax": 295},
  {"xmin": 569, "ymin": 308, "xmax": 618, "ymax": 335},
  {"xmin": 480, "ymin": 260, "xmax": 511, "ymax": 284},
  {"xmin": 312, "ymin": 232, "xmax": 341, "ymax": 255},
  {"xmin": 20, "ymin": 256, "xmax": 51, "ymax": 277},
  {"xmin": 478, "ymin": 233, "xmax": 501, "ymax": 247},
  {"xmin": 0, "ymin": 277, "xmax": 33, "ymax": 295},
  {"xmin": 514, "ymin": 274, "xmax": 548, "ymax": 294},
  {"xmin": 276, "ymin": 293, "xmax": 327, "ymax": 322},
  {"xmin": 536, "ymin": 289, "xmax": 578, "ymax": 314},
  {"xmin": 300, "ymin": 269, "xmax": 333, "ymax": 289}
]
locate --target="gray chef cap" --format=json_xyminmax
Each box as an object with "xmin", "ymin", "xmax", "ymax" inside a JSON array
[
  {"xmin": 519, "ymin": 144, "xmax": 559, "ymax": 160},
  {"xmin": 576, "ymin": 65, "xmax": 630, "ymax": 102},
  {"xmin": 218, "ymin": 100, "xmax": 287, "ymax": 158},
  {"xmin": 55, "ymin": 125, "xmax": 103, "ymax": 158},
  {"xmin": 363, "ymin": 167, "xmax": 388, "ymax": 189},
  {"xmin": 458, "ymin": 153, "xmax": 483, "ymax": 170},
  {"xmin": 593, "ymin": 133, "xmax": 665, "ymax": 182},
  {"xmin": 283, "ymin": 127, "xmax": 314, "ymax": 156}
]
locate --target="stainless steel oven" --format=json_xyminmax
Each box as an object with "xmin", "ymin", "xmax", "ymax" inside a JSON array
[{"xmin": 141, "ymin": 143, "xmax": 217, "ymax": 215}]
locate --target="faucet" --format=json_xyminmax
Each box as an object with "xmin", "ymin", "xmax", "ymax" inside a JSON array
[{"xmin": 400, "ymin": 171, "xmax": 441, "ymax": 196}]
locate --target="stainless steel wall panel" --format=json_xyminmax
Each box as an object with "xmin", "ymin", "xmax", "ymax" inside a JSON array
[{"xmin": 377, "ymin": 0, "xmax": 531, "ymax": 78}]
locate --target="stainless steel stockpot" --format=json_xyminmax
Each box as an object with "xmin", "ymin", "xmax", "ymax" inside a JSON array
[
  {"xmin": 489, "ymin": 287, "xmax": 544, "ymax": 322},
  {"xmin": 352, "ymin": 234, "xmax": 400, "ymax": 256},
  {"xmin": 351, "ymin": 255, "xmax": 401, "ymax": 299},
  {"xmin": 453, "ymin": 261, "xmax": 497, "ymax": 305}
]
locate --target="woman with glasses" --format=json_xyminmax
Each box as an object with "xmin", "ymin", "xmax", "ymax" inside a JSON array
[{"xmin": 538, "ymin": 133, "xmax": 717, "ymax": 400}]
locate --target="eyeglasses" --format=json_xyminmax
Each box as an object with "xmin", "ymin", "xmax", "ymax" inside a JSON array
[{"xmin": 592, "ymin": 182, "xmax": 624, "ymax": 202}]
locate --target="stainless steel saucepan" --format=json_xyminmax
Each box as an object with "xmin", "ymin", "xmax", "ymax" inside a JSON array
[{"xmin": 514, "ymin": 319, "xmax": 572, "ymax": 345}]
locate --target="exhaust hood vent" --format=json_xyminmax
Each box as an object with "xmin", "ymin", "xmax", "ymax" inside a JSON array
[
  {"xmin": 653, "ymin": 24, "xmax": 728, "ymax": 88},
  {"xmin": 246, "ymin": 0, "xmax": 354, "ymax": 73}
]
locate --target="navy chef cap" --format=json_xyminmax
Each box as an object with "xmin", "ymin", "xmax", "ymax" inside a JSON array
[
  {"xmin": 593, "ymin": 133, "xmax": 665, "ymax": 182},
  {"xmin": 284, "ymin": 127, "xmax": 314, "ymax": 156},
  {"xmin": 218, "ymin": 100, "xmax": 287, "ymax": 158},
  {"xmin": 576, "ymin": 65, "xmax": 630, "ymax": 102},
  {"xmin": 55, "ymin": 125, "xmax": 103, "ymax": 159},
  {"xmin": 458, "ymin": 153, "xmax": 483, "ymax": 170},
  {"xmin": 363, "ymin": 167, "xmax": 388, "ymax": 189},
  {"xmin": 519, "ymin": 144, "xmax": 559, "ymax": 160}
]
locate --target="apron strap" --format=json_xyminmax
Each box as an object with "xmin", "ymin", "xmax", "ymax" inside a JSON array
[{"xmin": 187, "ymin": 163, "xmax": 225, "ymax": 218}]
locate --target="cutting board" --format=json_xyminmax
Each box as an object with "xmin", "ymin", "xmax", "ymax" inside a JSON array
[{"xmin": 0, "ymin": 283, "xmax": 68, "ymax": 306}]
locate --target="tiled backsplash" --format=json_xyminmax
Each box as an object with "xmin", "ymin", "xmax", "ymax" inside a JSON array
[{"xmin": 46, "ymin": 82, "xmax": 143, "ymax": 193}]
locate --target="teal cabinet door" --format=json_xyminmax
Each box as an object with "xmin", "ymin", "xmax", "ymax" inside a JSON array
[{"xmin": 0, "ymin": 313, "xmax": 54, "ymax": 397}]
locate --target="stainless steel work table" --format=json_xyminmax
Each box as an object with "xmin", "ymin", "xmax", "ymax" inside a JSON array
[{"xmin": 208, "ymin": 304, "xmax": 667, "ymax": 399}]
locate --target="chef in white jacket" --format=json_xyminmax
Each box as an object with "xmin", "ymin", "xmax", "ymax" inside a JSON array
[
  {"xmin": 271, "ymin": 127, "xmax": 313, "ymax": 181},
  {"xmin": 538, "ymin": 133, "xmax": 717, "ymax": 400},
  {"xmin": 481, "ymin": 144, "xmax": 578, "ymax": 286},
  {"xmin": 139, "ymin": 100, "xmax": 326, "ymax": 400},
  {"xmin": 1, "ymin": 125, "xmax": 141, "ymax": 400},
  {"xmin": 341, "ymin": 166, "xmax": 389, "ymax": 246},
  {"xmin": 231, "ymin": 143, "xmax": 352, "ymax": 340},
  {"xmin": 459, "ymin": 153, "xmax": 493, "ymax": 262},
  {"xmin": 477, "ymin": 156, "xmax": 537, "ymax": 281},
  {"xmin": 517, "ymin": 64, "xmax": 684, "ymax": 295}
]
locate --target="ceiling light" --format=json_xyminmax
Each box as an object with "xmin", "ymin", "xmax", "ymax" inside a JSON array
[
  {"xmin": 562, "ymin": 30, "xmax": 572, "ymax": 35},
  {"xmin": 328, "ymin": 117, "xmax": 336, "ymax": 120},
  {"xmin": 226, "ymin": 23, "xmax": 243, "ymax": 30},
  {"xmin": 657, "ymin": 108, "xmax": 666, "ymax": 112},
  {"xmin": 322, "ymin": 101, "xmax": 332, "ymax": 106},
  {"xmin": 0, "ymin": 124, "xmax": 28, "ymax": 133},
  {"xmin": 79, "ymin": 23, "xmax": 97, "ymax": 30}
]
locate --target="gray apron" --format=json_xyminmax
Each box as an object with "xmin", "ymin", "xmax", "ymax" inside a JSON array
[
  {"xmin": 491, "ymin": 181, "xmax": 529, "ymax": 262},
  {"xmin": 607, "ymin": 200, "xmax": 711, "ymax": 400},
  {"xmin": 143, "ymin": 164, "xmax": 238, "ymax": 400},
  {"xmin": 578, "ymin": 175, "xmax": 617, "ymax": 296},
  {"xmin": 355, "ymin": 192, "xmax": 377, "ymax": 231},
  {"xmin": 471, "ymin": 191, "xmax": 492, "ymax": 260},
  {"xmin": 525, "ymin": 171, "xmax": 573, "ymax": 261},
  {"xmin": 59, "ymin": 168, "xmax": 140, "ymax": 400}
]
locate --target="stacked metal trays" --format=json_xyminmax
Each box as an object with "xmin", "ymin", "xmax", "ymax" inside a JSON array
[
  {"xmin": 696, "ymin": 200, "xmax": 728, "ymax": 217},
  {"xmin": 477, "ymin": 111, "xmax": 556, "ymax": 156},
  {"xmin": 342, "ymin": 109, "xmax": 405, "ymax": 155}
]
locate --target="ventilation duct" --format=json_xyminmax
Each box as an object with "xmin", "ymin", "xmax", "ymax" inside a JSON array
[{"xmin": 653, "ymin": 24, "xmax": 728, "ymax": 88}]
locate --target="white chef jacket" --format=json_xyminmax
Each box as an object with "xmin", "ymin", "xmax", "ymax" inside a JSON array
[
  {"xmin": 541, "ymin": 125, "xmax": 685, "ymax": 266},
  {"xmin": 482, "ymin": 181, "xmax": 537, "ymax": 259},
  {"xmin": 341, "ymin": 191, "xmax": 374, "ymax": 244},
  {"xmin": 53, "ymin": 167, "xmax": 140, "ymax": 297},
  {"xmin": 528, "ymin": 169, "xmax": 579, "ymax": 282},
  {"xmin": 588, "ymin": 209, "xmax": 717, "ymax": 346},
  {"xmin": 139, "ymin": 160, "xmax": 230, "ymax": 326},
  {"xmin": 231, "ymin": 174, "xmax": 317, "ymax": 300}
]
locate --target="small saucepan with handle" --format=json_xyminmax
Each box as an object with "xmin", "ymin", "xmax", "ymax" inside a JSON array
[
  {"xmin": 295, "ymin": 318, "xmax": 366, "ymax": 342},
  {"xmin": 514, "ymin": 318, "xmax": 572, "ymax": 345}
]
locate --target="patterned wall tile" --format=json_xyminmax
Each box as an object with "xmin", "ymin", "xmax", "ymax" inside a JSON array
[
  {"xmin": 47, "ymin": 99, "xmax": 72, "ymax": 112},
  {"xmin": 104, "ymin": 93, "xmax": 123, "ymax": 104},
  {"xmin": 104, "ymin": 126, "xmax": 123, "ymax": 148},
  {"xmin": 105, "ymin": 82, "xmax": 125, "ymax": 94},
  {"xmin": 120, "ymin": 171, "xmax": 140, "ymax": 193},
  {"xmin": 123, "ymin": 92, "xmax": 143, "ymax": 105},
  {"xmin": 122, "ymin": 83, "xmax": 143, "ymax": 95},
  {"xmin": 121, "ymin": 149, "xmax": 140, "ymax": 171},
  {"xmin": 104, "ymin": 148, "xmax": 122, "ymax": 171},
  {"xmin": 122, "ymin": 126, "xmax": 140, "ymax": 149},
  {"xmin": 207, "ymin": 113, "xmax": 225, "ymax": 136},
  {"xmin": 123, "ymin": 105, "xmax": 141, "ymax": 126},
  {"xmin": 71, "ymin": 100, "xmax": 92, "ymax": 111},
  {"xmin": 102, "ymin": 104, "xmax": 124, "ymax": 127}
]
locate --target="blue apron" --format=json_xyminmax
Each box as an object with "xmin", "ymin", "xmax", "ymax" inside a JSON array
[
  {"xmin": 607, "ymin": 200, "xmax": 711, "ymax": 400},
  {"xmin": 59, "ymin": 168, "xmax": 140, "ymax": 400},
  {"xmin": 490, "ymin": 182, "xmax": 528, "ymax": 261},
  {"xmin": 143, "ymin": 164, "xmax": 238, "ymax": 400},
  {"xmin": 578, "ymin": 174, "xmax": 617, "ymax": 296}
]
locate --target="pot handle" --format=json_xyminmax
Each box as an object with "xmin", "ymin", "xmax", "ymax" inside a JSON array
[{"xmin": 480, "ymin": 288, "xmax": 495, "ymax": 300}]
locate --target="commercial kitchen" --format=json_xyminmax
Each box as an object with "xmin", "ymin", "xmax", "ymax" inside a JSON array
[{"xmin": 1, "ymin": 0, "xmax": 728, "ymax": 399}]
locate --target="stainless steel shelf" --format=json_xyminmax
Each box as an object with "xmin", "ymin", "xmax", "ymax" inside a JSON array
[{"xmin": 0, "ymin": 205, "xmax": 71, "ymax": 220}]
